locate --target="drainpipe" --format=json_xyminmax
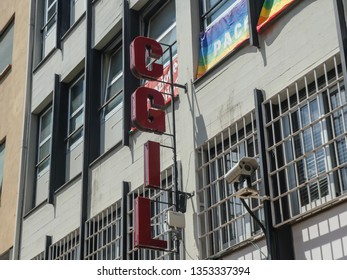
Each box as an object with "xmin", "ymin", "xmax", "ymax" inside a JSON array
[{"xmin": 13, "ymin": 0, "xmax": 36, "ymax": 260}]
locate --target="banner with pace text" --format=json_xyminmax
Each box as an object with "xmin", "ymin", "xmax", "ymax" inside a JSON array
[
  {"xmin": 197, "ymin": 0, "xmax": 249, "ymax": 78},
  {"xmin": 257, "ymin": 0, "xmax": 297, "ymax": 31},
  {"xmin": 197, "ymin": 0, "xmax": 298, "ymax": 78}
]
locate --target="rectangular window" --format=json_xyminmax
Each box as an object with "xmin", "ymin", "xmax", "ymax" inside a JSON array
[
  {"xmin": 42, "ymin": 0, "xmax": 57, "ymax": 58},
  {"xmin": 67, "ymin": 75, "xmax": 85, "ymax": 150},
  {"xmin": 37, "ymin": 107, "xmax": 53, "ymax": 178},
  {"xmin": 44, "ymin": 0, "xmax": 57, "ymax": 35},
  {"xmin": 70, "ymin": 0, "xmax": 86, "ymax": 26},
  {"xmin": 101, "ymin": 45, "xmax": 123, "ymax": 152},
  {"xmin": 196, "ymin": 111, "xmax": 263, "ymax": 259},
  {"xmin": 146, "ymin": 0, "xmax": 177, "ymax": 66},
  {"xmin": 264, "ymin": 55, "xmax": 347, "ymax": 226},
  {"xmin": 0, "ymin": 141, "xmax": 6, "ymax": 202},
  {"xmin": 201, "ymin": 0, "xmax": 237, "ymax": 28},
  {"xmin": 0, "ymin": 20, "xmax": 14, "ymax": 75},
  {"xmin": 35, "ymin": 107, "xmax": 52, "ymax": 206},
  {"xmin": 104, "ymin": 47, "xmax": 123, "ymax": 118}
]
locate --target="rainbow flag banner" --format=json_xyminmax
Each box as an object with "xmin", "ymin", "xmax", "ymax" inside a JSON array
[
  {"xmin": 197, "ymin": 0, "xmax": 249, "ymax": 77},
  {"xmin": 257, "ymin": 0, "xmax": 297, "ymax": 31}
]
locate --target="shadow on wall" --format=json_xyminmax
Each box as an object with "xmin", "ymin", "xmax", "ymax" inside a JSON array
[
  {"xmin": 293, "ymin": 203, "xmax": 347, "ymax": 260},
  {"xmin": 260, "ymin": 0, "xmax": 318, "ymax": 46},
  {"xmin": 258, "ymin": 0, "xmax": 318, "ymax": 67}
]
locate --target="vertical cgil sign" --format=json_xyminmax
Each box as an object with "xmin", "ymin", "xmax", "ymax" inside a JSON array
[{"xmin": 129, "ymin": 36, "xmax": 169, "ymax": 250}]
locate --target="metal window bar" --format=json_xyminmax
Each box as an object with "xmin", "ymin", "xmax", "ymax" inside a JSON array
[
  {"xmin": 127, "ymin": 165, "xmax": 179, "ymax": 260},
  {"xmin": 84, "ymin": 201, "xmax": 122, "ymax": 260},
  {"xmin": 48, "ymin": 229, "xmax": 80, "ymax": 260},
  {"xmin": 196, "ymin": 111, "xmax": 264, "ymax": 259},
  {"xmin": 264, "ymin": 55, "xmax": 347, "ymax": 227},
  {"xmin": 31, "ymin": 252, "xmax": 45, "ymax": 260}
]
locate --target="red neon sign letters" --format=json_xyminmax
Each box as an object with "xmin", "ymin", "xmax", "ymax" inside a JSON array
[
  {"xmin": 144, "ymin": 141, "xmax": 161, "ymax": 189},
  {"xmin": 130, "ymin": 36, "xmax": 163, "ymax": 80},
  {"xmin": 131, "ymin": 36, "xmax": 171, "ymax": 250},
  {"xmin": 131, "ymin": 87, "xmax": 166, "ymax": 134},
  {"xmin": 134, "ymin": 197, "xmax": 168, "ymax": 250}
]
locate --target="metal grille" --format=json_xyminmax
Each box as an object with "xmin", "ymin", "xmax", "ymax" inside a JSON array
[
  {"xmin": 48, "ymin": 229, "xmax": 80, "ymax": 260},
  {"xmin": 127, "ymin": 165, "xmax": 179, "ymax": 260},
  {"xmin": 196, "ymin": 111, "xmax": 264, "ymax": 259},
  {"xmin": 84, "ymin": 201, "xmax": 122, "ymax": 260},
  {"xmin": 31, "ymin": 252, "xmax": 45, "ymax": 260},
  {"xmin": 264, "ymin": 55, "xmax": 347, "ymax": 226}
]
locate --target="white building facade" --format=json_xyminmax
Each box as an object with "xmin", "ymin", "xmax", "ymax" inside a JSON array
[{"xmin": 14, "ymin": 0, "xmax": 347, "ymax": 260}]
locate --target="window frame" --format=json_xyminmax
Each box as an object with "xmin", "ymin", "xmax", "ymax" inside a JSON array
[
  {"xmin": 201, "ymin": 0, "xmax": 238, "ymax": 29},
  {"xmin": 43, "ymin": 0, "xmax": 57, "ymax": 37},
  {"xmin": 143, "ymin": 0, "xmax": 177, "ymax": 68},
  {"xmin": 0, "ymin": 19, "xmax": 14, "ymax": 76},
  {"xmin": 70, "ymin": 0, "xmax": 86, "ymax": 27},
  {"xmin": 101, "ymin": 44, "xmax": 123, "ymax": 121},
  {"xmin": 36, "ymin": 106, "xmax": 53, "ymax": 178},
  {"xmin": 67, "ymin": 74, "xmax": 85, "ymax": 151}
]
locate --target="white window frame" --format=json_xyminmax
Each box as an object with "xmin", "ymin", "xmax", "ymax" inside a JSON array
[
  {"xmin": 70, "ymin": 0, "xmax": 77, "ymax": 25},
  {"xmin": 43, "ymin": 0, "xmax": 57, "ymax": 37},
  {"xmin": 146, "ymin": 0, "xmax": 177, "ymax": 67},
  {"xmin": 201, "ymin": 0, "xmax": 239, "ymax": 29},
  {"xmin": 36, "ymin": 106, "xmax": 53, "ymax": 178},
  {"xmin": 70, "ymin": 0, "xmax": 86, "ymax": 26},
  {"xmin": 0, "ymin": 20, "xmax": 14, "ymax": 75},
  {"xmin": 67, "ymin": 75, "xmax": 85, "ymax": 151},
  {"xmin": 103, "ymin": 46, "xmax": 123, "ymax": 121}
]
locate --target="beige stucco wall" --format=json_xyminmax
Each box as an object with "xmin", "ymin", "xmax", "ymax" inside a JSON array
[{"xmin": 0, "ymin": 0, "xmax": 30, "ymax": 256}]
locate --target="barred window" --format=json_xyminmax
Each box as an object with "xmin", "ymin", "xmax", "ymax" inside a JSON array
[
  {"xmin": 197, "ymin": 111, "xmax": 264, "ymax": 259},
  {"xmin": 48, "ymin": 229, "xmax": 80, "ymax": 260},
  {"xmin": 264, "ymin": 55, "xmax": 347, "ymax": 226},
  {"xmin": 31, "ymin": 252, "xmax": 45, "ymax": 260},
  {"xmin": 127, "ymin": 166, "xmax": 179, "ymax": 260},
  {"xmin": 84, "ymin": 201, "xmax": 122, "ymax": 260}
]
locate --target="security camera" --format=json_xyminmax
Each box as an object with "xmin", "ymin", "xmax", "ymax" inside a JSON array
[{"xmin": 224, "ymin": 157, "xmax": 259, "ymax": 184}]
